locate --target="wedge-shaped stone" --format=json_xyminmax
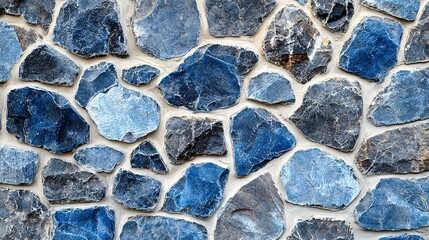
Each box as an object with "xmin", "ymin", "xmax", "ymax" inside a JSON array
[
  {"xmin": 379, "ymin": 235, "xmax": 426, "ymax": 240},
  {"xmin": 247, "ymin": 72, "xmax": 295, "ymax": 105},
  {"xmin": 122, "ymin": 65, "xmax": 160, "ymax": 86},
  {"xmin": 74, "ymin": 146, "xmax": 124, "ymax": 173},
  {"xmin": 405, "ymin": 3, "xmax": 429, "ymax": 64},
  {"xmin": 131, "ymin": 140, "xmax": 169, "ymax": 174},
  {"xmin": 0, "ymin": 146, "xmax": 39, "ymax": 185},
  {"xmin": 13, "ymin": 26, "xmax": 38, "ymax": 50},
  {"xmin": 0, "ymin": 21, "xmax": 23, "ymax": 82},
  {"xmin": 288, "ymin": 218, "xmax": 354, "ymax": 240},
  {"xmin": 311, "ymin": 0, "xmax": 354, "ymax": 32},
  {"xmin": 361, "ymin": 0, "xmax": 420, "ymax": 21}
]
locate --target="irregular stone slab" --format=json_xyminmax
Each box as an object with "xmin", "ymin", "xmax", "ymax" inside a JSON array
[
  {"xmin": 165, "ymin": 117, "xmax": 227, "ymax": 164},
  {"xmin": 19, "ymin": 44, "xmax": 80, "ymax": 86},
  {"xmin": 122, "ymin": 65, "xmax": 160, "ymax": 86},
  {"xmin": 0, "ymin": 146, "xmax": 39, "ymax": 185},
  {"xmin": 361, "ymin": 0, "xmax": 420, "ymax": 21},
  {"xmin": 131, "ymin": 140, "xmax": 169, "ymax": 174},
  {"xmin": 87, "ymin": 86, "xmax": 160, "ymax": 143},
  {"xmin": 205, "ymin": 0, "xmax": 276, "ymax": 37},
  {"xmin": 263, "ymin": 5, "xmax": 332, "ymax": 84},
  {"xmin": 53, "ymin": 0, "xmax": 127, "ymax": 59},
  {"xmin": 74, "ymin": 146, "xmax": 124, "ymax": 173},
  {"xmin": 288, "ymin": 218, "xmax": 354, "ymax": 240},
  {"xmin": 296, "ymin": 0, "xmax": 308, "ymax": 4},
  {"xmin": 0, "ymin": 21, "xmax": 23, "ymax": 82},
  {"xmin": 0, "ymin": 187, "xmax": 49, "ymax": 240},
  {"xmin": 405, "ymin": 3, "xmax": 429, "ymax": 64},
  {"xmin": 132, "ymin": 0, "xmax": 200, "ymax": 60},
  {"xmin": 120, "ymin": 215, "xmax": 208, "ymax": 240},
  {"xmin": 290, "ymin": 79, "xmax": 362, "ymax": 152},
  {"xmin": 215, "ymin": 173, "xmax": 285, "ymax": 240},
  {"xmin": 339, "ymin": 17, "xmax": 402, "ymax": 83},
  {"xmin": 311, "ymin": 0, "xmax": 354, "ymax": 32},
  {"xmin": 13, "ymin": 26, "xmax": 39, "ymax": 50},
  {"xmin": 159, "ymin": 44, "xmax": 258, "ymax": 112},
  {"xmin": 281, "ymin": 148, "xmax": 360, "ymax": 210},
  {"xmin": 53, "ymin": 206, "xmax": 115, "ymax": 240},
  {"xmin": 231, "ymin": 107, "xmax": 296, "ymax": 177},
  {"xmin": 112, "ymin": 169, "xmax": 162, "ymax": 211},
  {"xmin": 247, "ymin": 72, "xmax": 295, "ymax": 105},
  {"xmin": 162, "ymin": 163, "xmax": 229, "ymax": 219},
  {"xmin": 379, "ymin": 235, "xmax": 426, "ymax": 240},
  {"xmin": 355, "ymin": 177, "xmax": 429, "ymax": 231},
  {"xmin": 42, "ymin": 158, "xmax": 107, "ymax": 204},
  {"xmin": 7, "ymin": 87, "xmax": 90, "ymax": 154}
]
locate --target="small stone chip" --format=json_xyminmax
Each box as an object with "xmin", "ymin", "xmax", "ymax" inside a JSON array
[{"xmin": 131, "ymin": 140, "xmax": 169, "ymax": 174}]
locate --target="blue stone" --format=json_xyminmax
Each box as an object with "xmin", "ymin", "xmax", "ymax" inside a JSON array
[
  {"xmin": 281, "ymin": 148, "xmax": 360, "ymax": 210},
  {"xmin": 7, "ymin": 87, "xmax": 90, "ymax": 154},
  {"xmin": 131, "ymin": 140, "xmax": 169, "ymax": 174},
  {"xmin": 0, "ymin": 21, "xmax": 23, "ymax": 82},
  {"xmin": 379, "ymin": 235, "xmax": 426, "ymax": 240},
  {"xmin": 361, "ymin": 0, "xmax": 420, "ymax": 21},
  {"xmin": 247, "ymin": 72, "xmax": 295, "ymax": 105},
  {"xmin": 296, "ymin": 0, "xmax": 307, "ymax": 4},
  {"xmin": 53, "ymin": 206, "xmax": 115, "ymax": 240},
  {"xmin": 122, "ymin": 65, "xmax": 160, "ymax": 86},
  {"xmin": 231, "ymin": 107, "xmax": 296, "ymax": 177},
  {"xmin": 74, "ymin": 146, "xmax": 124, "ymax": 173},
  {"xmin": 162, "ymin": 162, "xmax": 229, "ymax": 219},
  {"xmin": 339, "ymin": 17, "xmax": 403, "ymax": 83},
  {"xmin": 159, "ymin": 44, "xmax": 258, "ymax": 112},
  {"xmin": 405, "ymin": 4, "xmax": 429, "ymax": 64},
  {"xmin": 0, "ymin": 146, "xmax": 39, "ymax": 185},
  {"xmin": 112, "ymin": 169, "xmax": 162, "ymax": 211},
  {"xmin": 289, "ymin": 218, "xmax": 354, "ymax": 240}
]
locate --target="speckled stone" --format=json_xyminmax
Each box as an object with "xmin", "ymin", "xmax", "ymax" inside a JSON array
[
  {"xmin": 405, "ymin": 3, "xmax": 429, "ymax": 64},
  {"xmin": 74, "ymin": 146, "xmax": 124, "ymax": 173},
  {"xmin": 247, "ymin": 72, "xmax": 295, "ymax": 105},
  {"xmin": 361, "ymin": 0, "xmax": 420, "ymax": 21},
  {"xmin": 131, "ymin": 140, "xmax": 169, "ymax": 174},
  {"xmin": 311, "ymin": 0, "xmax": 354, "ymax": 32},
  {"xmin": 12, "ymin": 26, "xmax": 38, "ymax": 50},
  {"xmin": 288, "ymin": 218, "xmax": 354, "ymax": 240},
  {"xmin": 122, "ymin": 65, "xmax": 160, "ymax": 86},
  {"xmin": 379, "ymin": 235, "xmax": 426, "ymax": 240},
  {"xmin": 0, "ymin": 21, "xmax": 23, "ymax": 82},
  {"xmin": 0, "ymin": 146, "xmax": 39, "ymax": 185}
]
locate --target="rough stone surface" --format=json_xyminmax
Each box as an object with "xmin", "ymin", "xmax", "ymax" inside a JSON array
[
  {"xmin": 263, "ymin": 5, "xmax": 332, "ymax": 84},
  {"xmin": 159, "ymin": 44, "xmax": 258, "ymax": 112},
  {"xmin": 231, "ymin": 107, "xmax": 296, "ymax": 177},
  {"xmin": 379, "ymin": 235, "xmax": 426, "ymax": 240},
  {"xmin": 0, "ymin": 21, "xmax": 23, "ymax": 82},
  {"xmin": 311, "ymin": 0, "xmax": 354, "ymax": 32},
  {"xmin": 288, "ymin": 218, "xmax": 354, "ymax": 240},
  {"xmin": 131, "ymin": 140, "xmax": 169, "ymax": 174},
  {"xmin": 296, "ymin": 0, "xmax": 308, "ymax": 4},
  {"xmin": 0, "ymin": 146, "xmax": 39, "ymax": 185},
  {"xmin": 162, "ymin": 163, "xmax": 229, "ymax": 219},
  {"xmin": 122, "ymin": 65, "xmax": 160, "ymax": 86},
  {"xmin": 405, "ymin": 3, "xmax": 429, "ymax": 64},
  {"xmin": 12, "ymin": 26, "xmax": 38, "ymax": 50},
  {"xmin": 247, "ymin": 72, "xmax": 295, "ymax": 105},
  {"xmin": 74, "ymin": 146, "xmax": 124, "ymax": 173},
  {"xmin": 290, "ymin": 79, "xmax": 362, "ymax": 152},
  {"xmin": 361, "ymin": 0, "xmax": 420, "ymax": 21},
  {"xmin": 7, "ymin": 86, "xmax": 90, "ymax": 154},
  {"xmin": 214, "ymin": 173, "xmax": 285, "ymax": 240},
  {"xmin": 42, "ymin": 158, "xmax": 107, "ymax": 204}
]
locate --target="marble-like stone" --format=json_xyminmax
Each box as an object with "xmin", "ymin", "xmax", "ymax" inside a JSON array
[
  {"xmin": 339, "ymin": 17, "xmax": 402, "ymax": 83},
  {"xmin": 361, "ymin": 0, "xmax": 420, "ymax": 21},
  {"xmin": 0, "ymin": 146, "xmax": 39, "ymax": 185},
  {"xmin": 19, "ymin": 44, "xmax": 80, "ymax": 86},
  {"xmin": 288, "ymin": 218, "xmax": 354, "ymax": 240},
  {"xmin": 311, "ymin": 0, "xmax": 354, "ymax": 32},
  {"xmin": 405, "ymin": 3, "xmax": 429, "ymax": 64},
  {"xmin": 74, "ymin": 146, "xmax": 124, "ymax": 173},
  {"xmin": 263, "ymin": 5, "xmax": 332, "ymax": 84},
  {"xmin": 290, "ymin": 79, "xmax": 362, "ymax": 152},
  {"xmin": 215, "ymin": 173, "xmax": 285, "ymax": 240},
  {"xmin": 296, "ymin": 0, "xmax": 308, "ymax": 4},
  {"xmin": 131, "ymin": 140, "xmax": 169, "ymax": 174},
  {"xmin": 53, "ymin": 0, "xmax": 127, "ymax": 58},
  {"xmin": 231, "ymin": 107, "xmax": 296, "ymax": 177},
  {"xmin": 7, "ymin": 87, "xmax": 90, "ymax": 154},
  {"xmin": 122, "ymin": 65, "xmax": 160, "ymax": 86},
  {"xmin": 42, "ymin": 158, "xmax": 107, "ymax": 204},
  {"xmin": 247, "ymin": 72, "xmax": 295, "ymax": 105},
  {"xmin": 0, "ymin": 21, "xmax": 23, "ymax": 82},
  {"xmin": 162, "ymin": 163, "xmax": 229, "ymax": 219},
  {"xmin": 13, "ymin": 26, "xmax": 38, "ymax": 50},
  {"xmin": 379, "ymin": 235, "xmax": 426, "ymax": 240}
]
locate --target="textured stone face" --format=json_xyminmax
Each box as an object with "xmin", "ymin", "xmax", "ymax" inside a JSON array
[
  {"xmin": 288, "ymin": 218, "xmax": 354, "ymax": 240},
  {"xmin": 215, "ymin": 173, "xmax": 285, "ymax": 240},
  {"xmin": 405, "ymin": 3, "xmax": 429, "ymax": 64},
  {"xmin": 132, "ymin": 0, "xmax": 200, "ymax": 60},
  {"xmin": 231, "ymin": 107, "xmax": 296, "ymax": 177},
  {"xmin": 131, "ymin": 140, "xmax": 169, "ymax": 174},
  {"xmin": 205, "ymin": 0, "xmax": 276, "ymax": 37},
  {"xmin": 12, "ymin": 26, "xmax": 38, "ymax": 50},
  {"xmin": 159, "ymin": 44, "xmax": 258, "ymax": 112},
  {"xmin": 361, "ymin": 0, "xmax": 420, "ymax": 21},
  {"xmin": 7, "ymin": 87, "xmax": 90, "ymax": 154},
  {"xmin": 0, "ymin": 146, "xmax": 39, "ymax": 185},
  {"xmin": 290, "ymin": 79, "xmax": 362, "ymax": 152},
  {"xmin": 122, "ymin": 65, "xmax": 160, "ymax": 86},
  {"xmin": 379, "ymin": 235, "xmax": 426, "ymax": 240},
  {"xmin": 263, "ymin": 5, "xmax": 332, "ymax": 84},
  {"xmin": 0, "ymin": 21, "xmax": 23, "ymax": 82},
  {"xmin": 247, "ymin": 72, "xmax": 295, "ymax": 105},
  {"xmin": 296, "ymin": 0, "xmax": 308, "ymax": 4},
  {"xmin": 311, "ymin": 0, "xmax": 354, "ymax": 32},
  {"xmin": 74, "ymin": 146, "xmax": 124, "ymax": 173}
]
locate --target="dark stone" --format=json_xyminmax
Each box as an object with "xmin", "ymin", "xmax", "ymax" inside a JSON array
[
  {"xmin": 74, "ymin": 146, "xmax": 124, "ymax": 173},
  {"xmin": 263, "ymin": 5, "xmax": 332, "ymax": 84},
  {"xmin": 379, "ymin": 235, "xmax": 426, "ymax": 240},
  {"xmin": 214, "ymin": 173, "xmax": 285, "ymax": 239},
  {"xmin": 311, "ymin": 0, "xmax": 354, "ymax": 32},
  {"xmin": 159, "ymin": 44, "xmax": 258, "ymax": 112},
  {"xmin": 131, "ymin": 140, "xmax": 169, "ymax": 174},
  {"xmin": 42, "ymin": 158, "xmax": 107, "ymax": 204},
  {"xmin": 288, "ymin": 218, "xmax": 354, "ymax": 240},
  {"xmin": 247, "ymin": 72, "xmax": 295, "ymax": 105},
  {"xmin": 361, "ymin": 0, "xmax": 420, "ymax": 21},
  {"xmin": 290, "ymin": 79, "xmax": 363, "ymax": 152},
  {"xmin": 12, "ymin": 26, "xmax": 39, "ymax": 50},
  {"xmin": 231, "ymin": 107, "xmax": 296, "ymax": 177},
  {"xmin": 162, "ymin": 162, "xmax": 229, "ymax": 219},
  {"xmin": 122, "ymin": 65, "xmax": 160, "ymax": 86},
  {"xmin": 0, "ymin": 146, "xmax": 39, "ymax": 185},
  {"xmin": 405, "ymin": 3, "xmax": 429, "ymax": 64},
  {"xmin": 0, "ymin": 21, "xmax": 23, "ymax": 82},
  {"xmin": 7, "ymin": 86, "xmax": 90, "ymax": 154}
]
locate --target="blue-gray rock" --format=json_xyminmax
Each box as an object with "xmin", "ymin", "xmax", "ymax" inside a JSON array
[
  {"xmin": 42, "ymin": 158, "xmax": 107, "ymax": 204},
  {"xmin": 122, "ymin": 65, "xmax": 160, "ymax": 86},
  {"xmin": 112, "ymin": 169, "xmax": 162, "ymax": 211},
  {"xmin": 120, "ymin": 215, "xmax": 208, "ymax": 240},
  {"xmin": 0, "ymin": 187, "xmax": 50, "ymax": 240},
  {"xmin": 19, "ymin": 44, "xmax": 80, "ymax": 86},
  {"xmin": 132, "ymin": 0, "xmax": 200, "ymax": 60},
  {"xmin": 231, "ymin": 107, "xmax": 296, "ymax": 177},
  {"xmin": 379, "ymin": 235, "xmax": 426, "ymax": 240},
  {"xmin": 247, "ymin": 72, "xmax": 295, "ymax": 105},
  {"xmin": 165, "ymin": 117, "xmax": 227, "ymax": 164},
  {"xmin": 53, "ymin": 0, "xmax": 127, "ymax": 58},
  {"xmin": 7, "ymin": 87, "xmax": 90, "ymax": 154},
  {"xmin": 296, "ymin": 0, "xmax": 308, "ymax": 4},
  {"xmin": 74, "ymin": 146, "xmax": 124, "ymax": 173},
  {"xmin": 288, "ymin": 218, "xmax": 354, "ymax": 240},
  {"xmin": 0, "ymin": 146, "xmax": 39, "ymax": 185},
  {"xmin": 263, "ymin": 5, "xmax": 332, "ymax": 84},
  {"xmin": 162, "ymin": 162, "xmax": 229, "ymax": 219},
  {"xmin": 311, "ymin": 0, "xmax": 354, "ymax": 32},
  {"xmin": 215, "ymin": 173, "xmax": 285, "ymax": 240},
  {"xmin": 281, "ymin": 148, "xmax": 360, "ymax": 210},
  {"xmin": 290, "ymin": 79, "xmax": 362, "ymax": 152},
  {"xmin": 205, "ymin": 0, "xmax": 276, "ymax": 37},
  {"xmin": 361, "ymin": 0, "xmax": 420, "ymax": 21},
  {"xmin": 87, "ymin": 86, "xmax": 160, "ymax": 143},
  {"xmin": 0, "ymin": 21, "xmax": 23, "ymax": 82},
  {"xmin": 131, "ymin": 140, "xmax": 169, "ymax": 174},
  {"xmin": 405, "ymin": 3, "xmax": 429, "ymax": 64},
  {"xmin": 339, "ymin": 17, "xmax": 403, "ymax": 83},
  {"xmin": 53, "ymin": 206, "xmax": 115, "ymax": 240}
]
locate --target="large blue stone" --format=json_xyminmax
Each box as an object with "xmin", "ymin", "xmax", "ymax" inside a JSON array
[
  {"xmin": 379, "ymin": 235, "xmax": 426, "ymax": 240},
  {"xmin": 74, "ymin": 146, "xmax": 124, "ymax": 173},
  {"xmin": 0, "ymin": 146, "xmax": 39, "ymax": 185},
  {"xmin": 122, "ymin": 65, "xmax": 160, "ymax": 86},
  {"xmin": 361, "ymin": 0, "xmax": 420, "ymax": 21},
  {"xmin": 0, "ymin": 21, "xmax": 23, "ymax": 82},
  {"xmin": 247, "ymin": 72, "xmax": 295, "ymax": 105},
  {"xmin": 131, "ymin": 140, "xmax": 169, "ymax": 174}
]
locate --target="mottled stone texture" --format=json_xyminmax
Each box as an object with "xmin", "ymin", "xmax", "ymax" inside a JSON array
[
  {"xmin": 122, "ymin": 65, "xmax": 159, "ymax": 86},
  {"xmin": 379, "ymin": 235, "xmax": 426, "ymax": 240},
  {"xmin": 12, "ymin": 26, "xmax": 38, "ymax": 50},
  {"xmin": 0, "ymin": 146, "xmax": 39, "ymax": 185},
  {"xmin": 361, "ymin": 0, "xmax": 420, "ymax": 21},
  {"xmin": 405, "ymin": 3, "xmax": 429, "ymax": 64},
  {"xmin": 288, "ymin": 218, "xmax": 354, "ymax": 240},
  {"xmin": 74, "ymin": 146, "xmax": 124, "ymax": 173},
  {"xmin": 0, "ymin": 21, "xmax": 23, "ymax": 82},
  {"xmin": 311, "ymin": 0, "xmax": 354, "ymax": 32},
  {"xmin": 247, "ymin": 72, "xmax": 295, "ymax": 105},
  {"xmin": 131, "ymin": 140, "xmax": 169, "ymax": 174}
]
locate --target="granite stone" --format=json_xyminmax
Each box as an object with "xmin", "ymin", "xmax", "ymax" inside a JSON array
[
  {"xmin": 405, "ymin": 3, "xmax": 429, "ymax": 64},
  {"xmin": 379, "ymin": 235, "xmax": 426, "ymax": 240},
  {"xmin": 122, "ymin": 65, "xmax": 160, "ymax": 86},
  {"xmin": 311, "ymin": 0, "xmax": 354, "ymax": 32},
  {"xmin": 361, "ymin": 0, "xmax": 420, "ymax": 21},
  {"xmin": 247, "ymin": 72, "xmax": 295, "ymax": 105},
  {"xmin": 288, "ymin": 218, "xmax": 354, "ymax": 240},
  {"xmin": 74, "ymin": 146, "xmax": 124, "ymax": 173},
  {"xmin": 131, "ymin": 140, "xmax": 169, "ymax": 174},
  {"xmin": 0, "ymin": 21, "xmax": 23, "ymax": 82},
  {"xmin": 0, "ymin": 146, "xmax": 39, "ymax": 185}
]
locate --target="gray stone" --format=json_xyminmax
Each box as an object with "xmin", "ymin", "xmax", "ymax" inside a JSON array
[
  {"xmin": 405, "ymin": 3, "xmax": 429, "ymax": 64},
  {"xmin": 361, "ymin": 0, "xmax": 420, "ymax": 21},
  {"xmin": 122, "ymin": 65, "xmax": 160, "ymax": 86},
  {"xmin": 131, "ymin": 140, "xmax": 169, "ymax": 174},
  {"xmin": 0, "ymin": 21, "xmax": 23, "ymax": 82},
  {"xmin": 247, "ymin": 72, "xmax": 295, "ymax": 105},
  {"xmin": 311, "ymin": 0, "xmax": 354, "ymax": 32},
  {"xmin": 12, "ymin": 26, "xmax": 39, "ymax": 50},
  {"xmin": 288, "ymin": 218, "xmax": 354, "ymax": 240},
  {"xmin": 74, "ymin": 146, "xmax": 124, "ymax": 173},
  {"xmin": 0, "ymin": 146, "xmax": 39, "ymax": 185}
]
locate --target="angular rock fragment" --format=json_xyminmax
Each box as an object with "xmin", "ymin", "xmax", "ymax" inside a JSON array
[
  {"xmin": 296, "ymin": 0, "xmax": 308, "ymax": 4},
  {"xmin": 12, "ymin": 26, "xmax": 39, "ymax": 50},
  {"xmin": 263, "ymin": 5, "xmax": 332, "ymax": 84},
  {"xmin": 231, "ymin": 107, "xmax": 296, "ymax": 177},
  {"xmin": 162, "ymin": 163, "xmax": 229, "ymax": 219},
  {"xmin": 122, "ymin": 65, "xmax": 160, "ymax": 86},
  {"xmin": 290, "ymin": 79, "xmax": 362, "ymax": 152},
  {"xmin": 159, "ymin": 44, "xmax": 258, "ymax": 112},
  {"xmin": 0, "ymin": 146, "xmax": 39, "ymax": 185},
  {"xmin": 7, "ymin": 87, "xmax": 90, "ymax": 154},
  {"xmin": 288, "ymin": 218, "xmax": 354, "ymax": 240},
  {"xmin": 0, "ymin": 21, "xmax": 23, "ymax": 82},
  {"xmin": 379, "ymin": 235, "xmax": 426, "ymax": 240},
  {"xmin": 74, "ymin": 146, "xmax": 124, "ymax": 173},
  {"xmin": 361, "ymin": 0, "xmax": 420, "ymax": 21},
  {"xmin": 247, "ymin": 72, "xmax": 295, "ymax": 105},
  {"xmin": 215, "ymin": 173, "xmax": 285, "ymax": 240},
  {"xmin": 311, "ymin": 0, "xmax": 354, "ymax": 32},
  {"xmin": 405, "ymin": 3, "xmax": 429, "ymax": 64},
  {"xmin": 131, "ymin": 140, "xmax": 169, "ymax": 174},
  {"xmin": 42, "ymin": 158, "xmax": 107, "ymax": 204}
]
